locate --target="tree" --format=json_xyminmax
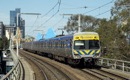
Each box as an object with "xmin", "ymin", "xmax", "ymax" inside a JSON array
[
  {"xmin": 64, "ymin": 14, "xmax": 99, "ymax": 34},
  {"xmin": 0, "ymin": 36, "xmax": 9, "ymax": 50},
  {"xmin": 111, "ymin": 0, "xmax": 130, "ymax": 60}
]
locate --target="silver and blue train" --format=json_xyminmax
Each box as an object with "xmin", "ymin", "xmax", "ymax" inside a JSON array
[{"xmin": 22, "ymin": 32, "xmax": 101, "ymax": 66}]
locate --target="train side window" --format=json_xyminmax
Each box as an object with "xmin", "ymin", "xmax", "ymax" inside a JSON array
[
  {"xmin": 65, "ymin": 40, "xmax": 68, "ymax": 48},
  {"xmin": 55, "ymin": 42, "xmax": 57, "ymax": 48},
  {"xmin": 51, "ymin": 42, "xmax": 53, "ymax": 48},
  {"xmin": 48, "ymin": 42, "xmax": 49, "ymax": 48},
  {"xmin": 60, "ymin": 41, "xmax": 62, "ymax": 48},
  {"xmin": 62, "ymin": 41, "xmax": 64, "ymax": 48},
  {"xmin": 54, "ymin": 42, "xmax": 55, "ymax": 47},
  {"xmin": 49, "ymin": 41, "xmax": 51, "ymax": 48},
  {"xmin": 52, "ymin": 42, "xmax": 54, "ymax": 48},
  {"xmin": 58, "ymin": 41, "xmax": 60, "ymax": 48},
  {"xmin": 55, "ymin": 41, "xmax": 57, "ymax": 48},
  {"xmin": 70, "ymin": 39, "xmax": 72, "ymax": 48},
  {"xmin": 40, "ymin": 42, "xmax": 42, "ymax": 48},
  {"xmin": 48, "ymin": 41, "xmax": 50, "ymax": 47},
  {"xmin": 62, "ymin": 41, "xmax": 63, "ymax": 48},
  {"xmin": 64, "ymin": 40, "xmax": 66, "ymax": 48}
]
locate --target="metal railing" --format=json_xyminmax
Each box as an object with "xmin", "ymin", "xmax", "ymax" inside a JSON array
[
  {"xmin": 98, "ymin": 58, "xmax": 130, "ymax": 73},
  {"xmin": 1, "ymin": 49, "xmax": 23, "ymax": 80}
]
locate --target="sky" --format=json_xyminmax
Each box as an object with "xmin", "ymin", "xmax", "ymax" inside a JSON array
[{"xmin": 0, "ymin": 0, "xmax": 115, "ymax": 38}]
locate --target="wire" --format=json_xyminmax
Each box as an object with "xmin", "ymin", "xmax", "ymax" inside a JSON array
[
  {"xmin": 95, "ymin": 9, "xmax": 111, "ymax": 17},
  {"xmin": 62, "ymin": 6, "xmax": 87, "ymax": 10},
  {"xmin": 83, "ymin": 0, "xmax": 114, "ymax": 14},
  {"xmin": 40, "ymin": 11, "xmax": 59, "ymax": 28},
  {"xmin": 26, "ymin": 15, "xmax": 39, "ymax": 35},
  {"xmin": 36, "ymin": 0, "xmax": 61, "ymax": 29},
  {"xmin": 52, "ymin": 16, "xmax": 64, "ymax": 27},
  {"xmin": 41, "ymin": 0, "xmax": 60, "ymax": 18}
]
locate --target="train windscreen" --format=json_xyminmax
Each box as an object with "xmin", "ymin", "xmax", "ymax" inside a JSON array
[{"xmin": 74, "ymin": 40, "xmax": 100, "ymax": 49}]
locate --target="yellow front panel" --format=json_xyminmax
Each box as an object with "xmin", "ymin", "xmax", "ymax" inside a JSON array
[
  {"xmin": 74, "ymin": 34, "xmax": 99, "ymax": 40},
  {"xmin": 73, "ymin": 49, "xmax": 100, "ymax": 55},
  {"xmin": 96, "ymin": 50, "xmax": 100, "ymax": 53},
  {"xmin": 90, "ymin": 50, "xmax": 95, "ymax": 55},
  {"xmin": 79, "ymin": 50, "xmax": 85, "ymax": 55},
  {"xmin": 74, "ymin": 50, "xmax": 78, "ymax": 54},
  {"xmin": 84, "ymin": 50, "xmax": 90, "ymax": 55}
]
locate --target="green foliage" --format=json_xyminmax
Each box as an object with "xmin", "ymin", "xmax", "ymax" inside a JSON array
[
  {"xmin": 63, "ymin": 0, "xmax": 130, "ymax": 60},
  {"xmin": 0, "ymin": 37, "xmax": 9, "ymax": 50},
  {"xmin": 64, "ymin": 14, "xmax": 99, "ymax": 34}
]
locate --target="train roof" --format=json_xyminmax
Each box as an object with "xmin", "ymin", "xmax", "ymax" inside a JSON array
[
  {"xmin": 49, "ymin": 34, "xmax": 73, "ymax": 40},
  {"xmin": 74, "ymin": 32, "xmax": 98, "ymax": 35}
]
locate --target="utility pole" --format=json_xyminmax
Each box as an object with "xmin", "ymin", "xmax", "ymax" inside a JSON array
[
  {"xmin": 61, "ymin": 14, "xmax": 81, "ymax": 32},
  {"xmin": 33, "ymin": 30, "xmax": 44, "ymax": 38},
  {"xmin": 78, "ymin": 14, "xmax": 81, "ymax": 32},
  {"xmin": 16, "ymin": 13, "xmax": 41, "ymax": 57},
  {"xmin": 58, "ymin": 28, "xmax": 64, "ymax": 35}
]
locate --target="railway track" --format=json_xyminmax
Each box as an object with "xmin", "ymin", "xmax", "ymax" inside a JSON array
[
  {"xmin": 19, "ymin": 49, "xmax": 130, "ymax": 80},
  {"xmin": 20, "ymin": 50, "xmax": 72, "ymax": 80},
  {"xmin": 20, "ymin": 50, "xmax": 48, "ymax": 80},
  {"xmin": 81, "ymin": 68, "xmax": 130, "ymax": 80}
]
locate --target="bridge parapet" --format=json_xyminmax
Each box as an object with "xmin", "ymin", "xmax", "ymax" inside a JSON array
[
  {"xmin": 98, "ymin": 58, "xmax": 130, "ymax": 73},
  {"xmin": 1, "ymin": 49, "xmax": 23, "ymax": 80}
]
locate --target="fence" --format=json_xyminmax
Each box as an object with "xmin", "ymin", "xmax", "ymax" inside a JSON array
[
  {"xmin": 1, "ymin": 49, "xmax": 23, "ymax": 80},
  {"xmin": 98, "ymin": 58, "xmax": 130, "ymax": 73}
]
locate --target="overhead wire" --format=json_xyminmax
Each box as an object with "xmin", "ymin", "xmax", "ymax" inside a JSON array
[
  {"xmin": 36, "ymin": 0, "xmax": 61, "ymax": 29},
  {"xmin": 95, "ymin": 9, "xmax": 111, "ymax": 17},
  {"xmin": 52, "ymin": 16, "xmax": 64, "ymax": 27},
  {"xmin": 27, "ymin": 0, "xmax": 114, "ymax": 37},
  {"xmin": 26, "ymin": 15, "xmax": 39, "ymax": 35},
  {"xmin": 41, "ymin": 1, "xmax": 60, "ymax": 18},
  {"xmin": 83, "ymin": 0, "xmax": 114, "ymax": 15},
  {"xmin": 26, "ymin": 0, "xmax": 61, "ymax": 37}
]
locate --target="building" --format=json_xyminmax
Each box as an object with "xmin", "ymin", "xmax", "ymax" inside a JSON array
[
  {"xmin": 0, "ymin": 22, "xmax": 6, "ymax": 38},
  {"xmin": 5, "ymin": 25, "xmax": 15, "ymax": 40},
  {"xmin": 10, "ymin": 8, "xmax": 25, "ymax": 38}
]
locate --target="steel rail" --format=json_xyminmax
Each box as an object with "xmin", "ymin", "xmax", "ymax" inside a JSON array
[
  {"xmin": 20, "ymin": 51, "xmax": 48, "ymax": 80},
  {"xmin": 22, "ymin": 50, "xmax": 72, "ymax": 80}
]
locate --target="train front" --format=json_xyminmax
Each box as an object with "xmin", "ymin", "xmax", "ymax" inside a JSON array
[{"xmin": 73, "ymin": 32, "xmax": 101, "ymax": 65}]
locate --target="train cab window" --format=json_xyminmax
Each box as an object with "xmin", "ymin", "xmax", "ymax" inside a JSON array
[
  {"xmin": 74, "ymin": 40, "xmax": 85, "ymax": 49},
  {"xmin": 89, "ymin": 40, "xmax": 99, "ymax": 49}
]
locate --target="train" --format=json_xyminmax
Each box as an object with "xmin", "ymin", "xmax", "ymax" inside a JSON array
[{"xmin": 22, "ymin": 32, "xmax": 101, "ymax": 66}]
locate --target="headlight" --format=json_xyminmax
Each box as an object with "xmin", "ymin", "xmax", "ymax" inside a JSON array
[{"xmin": 74, "ymin": 54, "xmax": 81, "ymax": 58}]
